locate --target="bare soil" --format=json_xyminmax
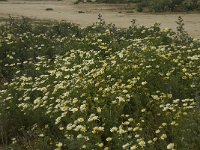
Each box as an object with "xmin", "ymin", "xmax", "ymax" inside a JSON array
[{"xmin": 0, "ymin": 0, "xmax": 200, "ymax": 38}]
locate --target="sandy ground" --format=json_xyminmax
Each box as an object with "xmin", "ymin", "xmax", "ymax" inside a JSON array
[{"xmin": 0, "ymin": 0, "xmax": 200, "ymax": 38}]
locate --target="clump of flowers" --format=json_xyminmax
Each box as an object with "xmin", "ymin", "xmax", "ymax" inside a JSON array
[{"xmin": 0, "ymin": 17, "xmax": 200, "ymax": 149}]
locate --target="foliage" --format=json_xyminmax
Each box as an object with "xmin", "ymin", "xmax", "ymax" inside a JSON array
[
  {"xmin": 0, "ymin": 17, "xmax": 200, "ymax": 149},
  {"xmin": 149, "ymin": 0, "xmax": 200, "ymax": 12},
  {"xmin": 77, "ymin": 0, "xmax": 200, "ymax": 12}
]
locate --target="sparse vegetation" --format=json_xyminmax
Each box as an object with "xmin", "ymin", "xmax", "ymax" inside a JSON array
[
  {"xmin": 76, "ymin": 0, "xmax": 200, "ymax": 12},
  {"xmin": 46, "ymin": 8, "xmax": 54, "ymax": 11}
]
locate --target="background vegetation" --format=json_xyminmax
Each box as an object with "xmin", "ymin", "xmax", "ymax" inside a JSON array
[{"xmin": 77, "ymin": 0, "xmax": 200, "ymax": 12}]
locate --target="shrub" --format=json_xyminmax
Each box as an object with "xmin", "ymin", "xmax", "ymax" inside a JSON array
[
  {"xmin": 0, "ymin": 17, "xmax": 200, "ymax": 149},
  {"xmin": 77, "ymin": 0, "xmax": 200, "ymax": 12}
]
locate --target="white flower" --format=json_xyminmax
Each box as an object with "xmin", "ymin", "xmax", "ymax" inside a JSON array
[
  {"xmin": 66, "ymin": 124, "xmax": 73, "ymax": 130},
  {"xmin": 82, "ymin": 145, "xmax": 86, "ymax": 149},
  {"xmin": 77, "ymin": 134, "xmax": 83, "ymax": 139},
  {"xmin": 138, "ymin": 140, "xmax": 146, "ymax": 147},
  {"xmin": 141, "ymin": 81, "xmax": 147, "ymax": 85},
  {"xmin": 167, "ymin": 143, "xmax": 175, "ymax": 149},
  {"xmin": 97, "ymin": 143, "xmax": 104, "ymax": 148},
  {"xmin": 122, "ymin": 143, "xmax": 130, "ymax": 149},
  {"xmin": 80, "ymin": 104, "xmax": 86, "ymax": 112},
  {"xmin": 110, "ymin": 127, "xmax": 118, "ymax": 132},
  {"xmin": 160, "ymin": 134, "xmax": 167, "ymax": 140},
  {"xmin": 106, "ymin": 137, "xmax": 112, "ymax": 142},
  {"xmin": 56, "ymin": 142, "xmax": 63, "ymax": 148},
  {"xmin": 77, "ymin": 118, "xmax": 84, "ymax": 123},
  {"xmin": 88, "ymin": 114, "xmax": 99, "ymax": 122},
  {"xmin": 38, "ymin": 134, "xmax": 44, "ymax": 137},
  {"xmin": 153, "ymin": 137, "xmax": 158, "ymax": 141},
  {"xmin": 133, "ymin": 127, "xmax": 139, "ymax": 132},
  {"xmin": 97, "ymin": 107, "xmax": 102, "ymax": 113},
  {"xmin": 155, "ymin": 129, "xmax": 160, "ymax": 134},
  {"xmin": 148, "ymin": 140, "xmax": 153, "ymax": 144},
  {"xmin": 71, "ymin": 108, "xmax": 78, "ymax": 113},
  {"xmin": 130, "ymin": 145, "xmax": 137, "ymax": 150}
]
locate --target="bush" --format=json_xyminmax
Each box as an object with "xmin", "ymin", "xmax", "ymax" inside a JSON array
[
  {"xmin": 0, "ymin": 17, "xmax": 200, "ymax": 149},
  {"xmin": 77, "ymin": 0, "xmax": 200, "ymax": 12}
]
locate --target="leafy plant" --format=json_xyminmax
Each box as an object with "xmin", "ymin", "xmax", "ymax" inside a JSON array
[{"xmin": 0, "ymin": 17, "xmax": 200, "ymax": 149}]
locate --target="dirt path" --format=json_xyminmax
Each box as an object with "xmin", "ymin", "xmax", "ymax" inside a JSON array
[{"xmin": 0, "ymin": 0, "xmax": 200, "ymax": 38}]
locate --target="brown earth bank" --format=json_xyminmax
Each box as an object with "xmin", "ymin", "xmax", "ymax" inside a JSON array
[{"xmin": 0, "ymin": 0, "xmax": 200, "ymax": 38}]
